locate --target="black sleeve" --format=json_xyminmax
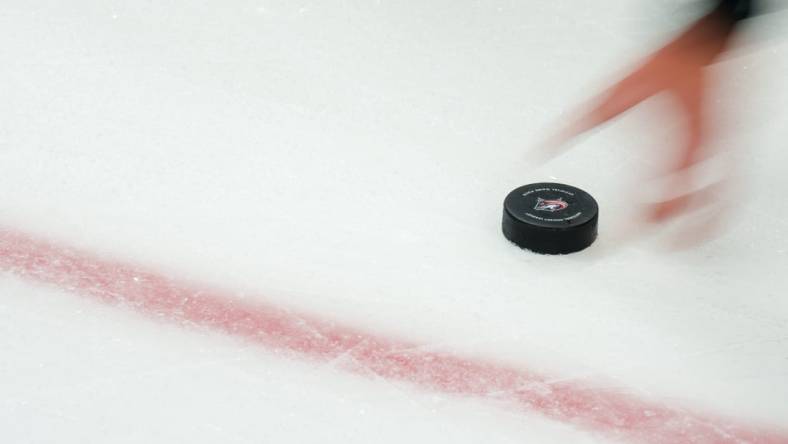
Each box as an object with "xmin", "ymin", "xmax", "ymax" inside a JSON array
[{"xmin": 713, "ymin": 0, "xmax": 755, "ymax": 21}]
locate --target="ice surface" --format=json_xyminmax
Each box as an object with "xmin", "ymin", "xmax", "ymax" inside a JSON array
[{"xmin": 1, "ymin": 1, "xmax": 787, "ymax": 443}]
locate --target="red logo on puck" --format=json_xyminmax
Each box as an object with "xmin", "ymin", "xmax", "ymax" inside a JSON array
[{"xmin": 534, "ymin": 197, "xmax": 569, "ymax": 212}]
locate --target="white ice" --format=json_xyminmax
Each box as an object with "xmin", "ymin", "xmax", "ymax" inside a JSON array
[{"xmin": 1, "ymin": 1, "xmax": 787, "ymax": 443}]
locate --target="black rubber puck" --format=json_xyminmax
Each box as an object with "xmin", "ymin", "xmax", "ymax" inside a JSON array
[{"xmin": 502, "ymin": 182, "xmax": 598, "ymax": 254}]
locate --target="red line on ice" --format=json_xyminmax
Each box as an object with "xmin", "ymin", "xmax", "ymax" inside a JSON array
[{"xmin": 1, "ymin": 227, "xmax": 786, "ymax": 444}]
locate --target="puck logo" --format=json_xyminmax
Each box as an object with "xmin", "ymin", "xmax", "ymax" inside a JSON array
[{"xmin": 534, "ymin": 197, "xmax": 569, "ymax": 212}]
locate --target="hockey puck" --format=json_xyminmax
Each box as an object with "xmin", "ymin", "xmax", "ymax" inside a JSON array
[{"xmin": 502, "ymin": 182, "xmax": 598, "ymax": 254}]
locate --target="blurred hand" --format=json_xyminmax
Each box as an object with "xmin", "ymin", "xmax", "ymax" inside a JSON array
[{"xmin": 532, "ymin": 4, "xmax": 744, "ymax": 230}]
